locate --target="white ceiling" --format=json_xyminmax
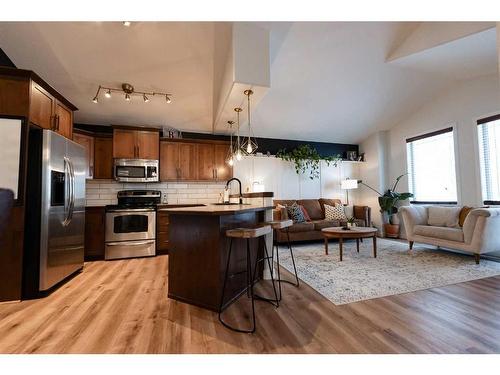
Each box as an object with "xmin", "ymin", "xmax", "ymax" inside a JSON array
[{"xmin": 0, "ymin": 22, "xmax": 497, "ymax": 144}]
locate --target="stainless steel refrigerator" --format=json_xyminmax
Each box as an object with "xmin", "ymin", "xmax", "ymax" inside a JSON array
[{"xmin": 23, "ymin": 128, "xmax": 86, "ymax": 297}]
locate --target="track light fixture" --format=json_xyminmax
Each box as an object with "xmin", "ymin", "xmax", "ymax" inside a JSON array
[
  {"xmin": 123, "ymin": 21, "xmax": 131, "ymax": 27},
  {"xmin": 91, "ymin": 83, "xmax": 173, "ymax": 104}
]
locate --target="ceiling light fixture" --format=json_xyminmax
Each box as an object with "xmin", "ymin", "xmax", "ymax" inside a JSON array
[
  {"xmin": 91, "ymin": 83, "xmax": 173, "ymax": 104},
  {"xmin": 241, "ymin": 89, "xmax": 258, "ymax": 155},
  {"xmin": 123, "ymin": 21, "xmax": 131, "ymax": 27},
  {"xmin": 234, "ymin": 107, "xmax": 243, "ymax": 161},
  {"xmin": 226, "ymin": 120, "xmax": 235, "ymax": 166}
]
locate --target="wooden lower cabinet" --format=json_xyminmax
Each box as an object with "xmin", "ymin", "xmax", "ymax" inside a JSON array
[
  {"xmin": 156, "ymin": 211, "xmax": 170, "ymax": 255},
  {"xmin": 85, "ymin": 207, "xmax": 105, "ymax": 260},
  {"xmin": 94, "ymin": 137, "xmax": 113, "ymax": 179}
]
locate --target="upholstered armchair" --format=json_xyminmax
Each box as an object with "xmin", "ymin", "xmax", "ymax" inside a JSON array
[{"xmin": 400, "ymin": 205, "xmax": 500, "ymax": 264}]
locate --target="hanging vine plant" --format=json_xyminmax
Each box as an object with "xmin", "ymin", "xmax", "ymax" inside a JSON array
[{"xmin": 276, "ymin": 144, "xmax": 342, "ymax": 180}]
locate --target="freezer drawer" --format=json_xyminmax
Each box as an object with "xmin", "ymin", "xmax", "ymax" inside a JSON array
[{"xmin": 105, "ymin": 239, "xmax": 156, "ymax": 260}]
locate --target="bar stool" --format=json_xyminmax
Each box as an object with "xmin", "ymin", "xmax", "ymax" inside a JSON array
[
  {"xmin": 267, "ymin": 219, "xmax": 300, "ymax": 301},
  {"xmin": 218, "ymin": 224, "xmax": 279, "ymax": 334}
]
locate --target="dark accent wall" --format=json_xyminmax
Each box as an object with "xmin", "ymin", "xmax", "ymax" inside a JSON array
[
  {"xmin": 0, "ymin": 48, "xmax": 16, "ymax": 68},
  {"xmin": 74, "ymin": 125, "xmax": 359, "ymax": 159}
]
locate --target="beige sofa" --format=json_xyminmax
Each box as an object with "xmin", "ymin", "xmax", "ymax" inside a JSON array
[{"xmin": 400, "ymin": 205, "xmax": 500, "ymax": 264}]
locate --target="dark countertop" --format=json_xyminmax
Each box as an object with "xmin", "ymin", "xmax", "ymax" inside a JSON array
[{"xmin": 161, "ymin": 204, "xmax": 274, "ymax": 215}]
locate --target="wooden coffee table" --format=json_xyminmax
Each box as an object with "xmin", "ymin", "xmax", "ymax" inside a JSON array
[{"xmin": 321, "ymin": 227, "xmax": 378, "ymax": 261}]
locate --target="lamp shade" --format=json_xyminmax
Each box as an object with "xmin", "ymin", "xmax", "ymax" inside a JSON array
[{"xmin": 341, "ymin": 179, "xmax": 358, "ymax": 190}]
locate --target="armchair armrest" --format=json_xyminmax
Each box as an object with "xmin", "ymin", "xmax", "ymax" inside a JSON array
[{"xmin": 353, "ymin": 205, "xmax": 371, "ymax": 227}]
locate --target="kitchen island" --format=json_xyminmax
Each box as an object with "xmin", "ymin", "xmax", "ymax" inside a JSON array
[{"xmin": 162, "ymin": 203, "xmax": 274, "ymax": 312}]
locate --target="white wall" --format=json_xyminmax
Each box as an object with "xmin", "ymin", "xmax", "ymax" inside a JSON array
[
  {"xmin": 358, "ymin": 73, "xmax": 500, "ymax": 236},
  {"xmin": 233, "ymin": 155, "xmax": 361, "ymax": 202}
]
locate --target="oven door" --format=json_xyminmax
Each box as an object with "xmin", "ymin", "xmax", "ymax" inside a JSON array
[{"xmin": 105, "ymin": 209, "xmax": 156, "ymax": 242}]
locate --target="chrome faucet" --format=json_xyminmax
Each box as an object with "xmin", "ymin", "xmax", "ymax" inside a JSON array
[{"xmin": 226, "ymin": 178, "xmax": 243, "ymax": 204}]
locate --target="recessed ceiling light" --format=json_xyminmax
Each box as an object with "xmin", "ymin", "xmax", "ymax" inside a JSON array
[{"xmin": 123, "ymin": 21, "xmax": 131, "ymax": 27}]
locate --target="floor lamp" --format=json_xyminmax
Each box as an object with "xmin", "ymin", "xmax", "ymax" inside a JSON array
[{"xmin": 340, "ymin": 179, "xmax": 358, "ymax": 205}]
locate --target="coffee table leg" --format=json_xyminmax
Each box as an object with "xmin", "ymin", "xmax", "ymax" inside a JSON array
[
  {"xmin": 356, "ymin": 238, "xmax": 359, "ymax": 253},
  {"xmin": 373, "ymin": 235, "xmax": 377, "ymax": 258},
  {"xmin": 324, "ymin": 237, "xmax": 329, "ymax": 255},
  {"xmin": 339, "ymin": 237, "xmax": 343, "ymax": 261}
]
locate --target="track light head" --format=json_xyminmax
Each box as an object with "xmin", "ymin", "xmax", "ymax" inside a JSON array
[
  {"xmin": 104, "ymin": 89, "xmax": 111, "ymax": 98},
  {"xmin": 166, "ymin": 95, "xmax": 172, "ymax": 104},
  {"xmin": 123, "ymin": 21, "xmax": 131, "ymax": 27},
  {"xmin": 125, "ymin": 93, "xmax": 131, "ymax": 101},
  {"xmin": 143, "ymin": 94, "xmax": 149, "ymax": 103},
  {"xmin": 92, "ymin": 96, "xmax": 98, "ymax": 104}
]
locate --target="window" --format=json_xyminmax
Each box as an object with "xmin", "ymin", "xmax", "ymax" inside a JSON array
[
  {"xmin": 406, "ymin": 127, "xmax": 457, "ymax": 203},
  {"xmin": 477, "ymin": 114, "xmax": 500, "ymax": 204}
]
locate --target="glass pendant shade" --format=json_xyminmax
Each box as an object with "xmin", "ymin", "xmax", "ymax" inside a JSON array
[
  {"xmin": 234, "ymin": 107, "xmax": 244, "ymax": 161},
  {"xmin": 225, "ymin": 121, "xmax": 236, "ymax": 166},
  {"xmin": 242, "ymin": 89, "xmax": 258, "ymax": 155}
]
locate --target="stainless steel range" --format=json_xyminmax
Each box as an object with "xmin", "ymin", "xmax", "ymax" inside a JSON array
[{"xmin": 105, "ymin": 190, "xmax": 161, "ymax": 260}]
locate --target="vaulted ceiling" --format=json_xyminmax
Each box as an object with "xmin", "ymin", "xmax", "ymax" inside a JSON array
[{"xmin": 0, "ymin": 21, "xmax": 497, "ymax": 144}]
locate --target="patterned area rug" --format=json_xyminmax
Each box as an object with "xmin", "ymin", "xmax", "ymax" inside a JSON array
[{"xmin": 278, "ymin": 238, "xmax": 500, "ymax": 305}]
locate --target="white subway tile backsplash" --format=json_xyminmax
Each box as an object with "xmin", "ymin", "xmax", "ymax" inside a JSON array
[{"xmin": 85, "ymin": 180, "xmax": 226, "ymax": 207}]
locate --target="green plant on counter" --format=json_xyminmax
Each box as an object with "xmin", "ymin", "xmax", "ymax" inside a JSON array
[{"xmin": 276, "ymin": 144, "xmax": 341, "ymax": 180}]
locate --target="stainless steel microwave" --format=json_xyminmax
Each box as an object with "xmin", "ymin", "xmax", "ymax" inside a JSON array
[{"xmin": 114, "ymin": 159, "xmax": 159, "ymax": 182}]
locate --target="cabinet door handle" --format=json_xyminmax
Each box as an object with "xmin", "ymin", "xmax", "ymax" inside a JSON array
[
  {"xmin": 56, "ymin": 115, "xmax": 60, "ymax": 131},
  {"xmin": 50, "ymin": 115, "xmax": 56, "ymax": 130},
  {"xmin": 215, "ymin": 169, "xmax": 218, "ymax": 179}
]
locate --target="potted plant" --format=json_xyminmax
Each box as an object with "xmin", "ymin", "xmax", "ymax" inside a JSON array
[
  {"xmin": 346, "ymin": 217, "xmax": 356, "ymax": 229},
  {"xmin": 378, "ymin": 174, "xmax": 413, "ymax": 238},
  {"xmin": 276, "ymin": 145, "xmax": 341, "ymax": 180}
]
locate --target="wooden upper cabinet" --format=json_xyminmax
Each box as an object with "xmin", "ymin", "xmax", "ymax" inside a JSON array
[
  {"xmin": 214, "ymin": 144, "xmax": 232, "ymax": 181},
  {"xmin": 179, "ymin": 143, "xmax": 198, "ymax": 180},
  {"xmin": 54, "ymin": 100, "xmax": 73, "ymax": 139},
  {"xmin": 136, "ymin": 131, "xmax": 159, "ymax": 159},
  {"xmin": 197, "ymin": 143, "xmax": 216, "ymax": 180},
  {"xmin": 113, "ymin": 128, "xmax": 159, "ymax": 159},
  {"xmin": 160, "ymin": 142, "xmax": 179, "ymax": 181},
  {"xmin": 113, "ymin": 129, "xmax": 136, "ymax": 159},
  {"xmin": 73, "ymin": 132, "xmax": 94, "ymax": 179},
  {"xmin": 94, "ymin": 137, "xmax": 113, "ymax": 179},
  {"xmin": 30, "ymin": 82, "xmax": 55, "ymax": 130}
]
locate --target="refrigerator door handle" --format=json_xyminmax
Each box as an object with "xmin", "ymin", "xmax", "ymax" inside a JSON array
[
  {"xmin": 68, "ymin": 159, "xmax": 75, "ymax": 223},
  {"xmin": 62, "ymin": 157, "xmax": 71, "ymax": 226}
]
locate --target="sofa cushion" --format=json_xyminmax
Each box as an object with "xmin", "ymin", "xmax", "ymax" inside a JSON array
[
  {"xmin": 414, "ymin": 225, "xmax": 464, "ymax": 242},
  {"xmin": 297, "ymin": 199, "xmax": 323, "ymax": 220},
  {"xmin": 286, "ymin": 203, "xmax": 306, "ymax": 223},
  {"xmin": 287, "ymin": 222, "xmax": 315, "ymax": 233},
  {"xmin": 427, "ymin": 206, "xmax": 461, "ymax": 228},
  {"xmin": 319, "ymin": 198, "xmax": 342, "ymax": 215},
  {"xmin": 299, "ymin": 205, "xmax": 311, "ymax": 221},
  {"xmin": 311, "ymin": 219, "xmax": 341, "ymax": 230}
]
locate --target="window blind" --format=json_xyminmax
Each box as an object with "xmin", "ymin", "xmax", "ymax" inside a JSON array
[
  {"xmin": 477, "ymin": 115, "xmax": 500, "ymax": 204},
  {"xmin": 406, "ymin": 127, "xmax": 457, "ymax": 203}
]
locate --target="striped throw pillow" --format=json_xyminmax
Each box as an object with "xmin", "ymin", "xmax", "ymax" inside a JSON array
[{"xmin": 324, "ymin": 203, "xmax": 347, "ymax": 221}]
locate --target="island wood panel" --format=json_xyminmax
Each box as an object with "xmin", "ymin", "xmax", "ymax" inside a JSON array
[
  {"xmin": 156, "ymin": 211, "xmax": 170, "ymax": 255},
  {"xmin": 167, "ymin": 211, "xmax": 263, "ymax": 312},
  {"xmin": 1, "ymin": 255, "xmax": 500, "ymax": 353},
  {"xmin": 94, "ymin": 137, "xmax": 113, "ymax": 179},
  {"xmin": 197, "ymin": 143, "xmax": 215, "ymax": 180}
]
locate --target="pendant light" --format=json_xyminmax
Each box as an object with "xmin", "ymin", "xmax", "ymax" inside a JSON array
[
  {"xmin": 241, "ymin": 89, "xmax": 258, "ymax": 155},
  {"xmin": 226, "ymin": 120, "xmax": 235, "ymax": 166},
  {"xmin": 234, "ymin": 107, "xmax": 243, "ymax": 161}
]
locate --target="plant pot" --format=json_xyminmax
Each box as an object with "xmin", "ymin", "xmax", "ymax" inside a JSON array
[
  {"xmin": 384, "ymin": 223, "xmax": 400, "ymax": 238},
  {"xmin": 390, "ymin": 213, "xmax": 400, "ymax": 225}
]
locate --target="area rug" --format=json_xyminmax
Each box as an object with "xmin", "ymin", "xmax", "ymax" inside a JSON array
[{"xmin": 278, "ymin": 238, "xmax": 500, "ymax": 305}]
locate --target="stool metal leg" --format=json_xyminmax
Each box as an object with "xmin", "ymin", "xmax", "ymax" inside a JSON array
[
  {"xmin": 253, "ymin": 236, "xmax": 280, "ymax": 307},
  {"xmin": 287, "ymin": 229, "xmax": 300, "ymax": 287},
  {"xmin": 275, "ymin": 228, "xmax": 300, "ymax": 302},
  {"xmin": 218, "ymin": 237, "xmax": 256, "ymax": 334}
]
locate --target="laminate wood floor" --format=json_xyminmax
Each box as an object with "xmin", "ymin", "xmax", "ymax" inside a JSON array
[{"xmin": 0, "ymin": 255, "xmax": 499, "ymax": 354}]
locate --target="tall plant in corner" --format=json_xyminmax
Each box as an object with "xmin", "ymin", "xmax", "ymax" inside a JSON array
[
  {"xmin": 378, "ymin": 173, "xmax": 413, "ymax": 224},
  {"xmin": 276, "ymin": 145, "xmax": 341, "ymax": 180}
]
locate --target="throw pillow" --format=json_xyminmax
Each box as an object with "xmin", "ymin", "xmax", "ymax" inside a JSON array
[
  {"xmin": 286, "ymin": 203, "xmax": 306, "ymax": 223},
  {"xmin": 299, "ymin": 205, "xmax": 311, "ymax": 221},
  {"xmin": 459, "ymin": 206, "xmax": 474, "ymax": 227},
  {"xmin": 427, "ymin": 206, "xmax": 461, "ymax": 228},
  {"xmin": 324, "ymin": 203, "xmax": 347, "ymax": 221}
]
